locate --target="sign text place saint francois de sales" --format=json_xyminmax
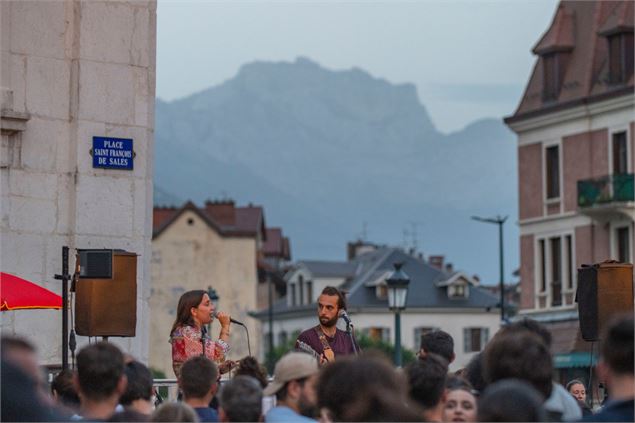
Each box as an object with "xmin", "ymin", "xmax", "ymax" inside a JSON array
[{"xmin": 92, "ymin": 136, "xmax": 134, "ymax": 170}]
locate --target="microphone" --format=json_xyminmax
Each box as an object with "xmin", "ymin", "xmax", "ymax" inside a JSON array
[
  {"xmin": 339, "ymin": 310, "xmax": 352, "ymax": 325},
  {"xmin": 212, "ymin": 311, "xmax": 246, "ymax": 326}
]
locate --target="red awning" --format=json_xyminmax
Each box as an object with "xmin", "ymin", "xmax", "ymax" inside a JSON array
[{"xmin": 0, "ymin": 272, "xmax": 62, "ymax": 311}]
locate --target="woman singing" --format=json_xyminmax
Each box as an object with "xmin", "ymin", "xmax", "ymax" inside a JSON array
[{"xmin": 170, "ymin": 290, "xmax": 233, "ymax": 378}]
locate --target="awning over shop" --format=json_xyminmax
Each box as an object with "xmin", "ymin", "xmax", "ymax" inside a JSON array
[{"xmin": 553, "ymin": 352, "xmax": 596, "ymax": 369}]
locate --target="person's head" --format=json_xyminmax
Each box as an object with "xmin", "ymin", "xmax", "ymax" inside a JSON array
[
  {"xmin": 219, "ymin": 376, "xmax": 263, "ymax": 422},
  {"xmin": 464, "ymin": 353, "xmax": 486, "ymax": 395},
  {"xmin": 419, "ymin": 330, "xmax": 455, "ymax": 363},
  {"xmin": 1, "ymin": 336, "xmax": 41, "ymax": 383},
  {"xmin": 565, "ymin": 379, "xmax": 586, "ymax": 404},
  {"xmin": 51, "ymin": 369, "xmax": 80, "ymax": 409},
  {"xmin": 75, "ymin": 342, "xmax": 127, "ymax": 403},
  {"xmin": 180, "ymin": 355, "xmax": 219, "ymax": 401},
  {"xmin": 317, "ymin": 353, "xmax": 421, "ymax": 422},
  {"xmin": 1, "ymin": 358, "xmax": 59, "ymax": 422},
  {"xmin": 597, "ymin": 315, "xmax": 634, "ymax": 392},
  {"xmin": 119, "ymin": 361, "xmax": 153, "ymax": 409},
  {"xmin": 234, "ymin": 356, "xmax": 268, "ymax": 388},
  {"xmin": 508, "ymin": 318, "xmax": 552, "ymax": 347},
  {"xmin": 263, "ymin": 352, "xmax": 319, "ymax": 417},
  {"xmin": 406, "ymin": 353, "xmax": 449, "ymax": 410},
  {"xmin": 443, "ymin": 375, "xmax": 477, "ymax": 422},
  {"xmin": 482, "ymin": 327, "xmax": 552, "ymax": 400},
  {"xmin": 150, "ymin": 402, "xmax": 198, "ymax": 422},
  {"xmin": 477, "ymin": 379, "xmax": 546, "ymax": 422},
  {"xmin": 171, "ymin": 290, "xmax": 214, "ymax": 334},
  {"xmin": 317, "ymin": 286, "xmax": 345, "ymax": 328}
]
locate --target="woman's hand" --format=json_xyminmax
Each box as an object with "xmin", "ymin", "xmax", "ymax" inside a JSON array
[
  {"xmin": 215, "ymin": 311, "xmax": 231, "ymax": 329},
  {"xmin": 218, "ymin": 360, "xmax": 237, "ymax": 374}
]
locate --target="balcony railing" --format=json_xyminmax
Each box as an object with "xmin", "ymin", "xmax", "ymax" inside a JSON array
[{"xmin": 578, "ymin": 173, "xmax": 634, "ymax": 208}]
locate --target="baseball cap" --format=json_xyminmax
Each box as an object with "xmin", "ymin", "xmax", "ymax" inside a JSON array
[{"xmin": 263, "ymin": 352, "xmax": 318, "ymax": 396}]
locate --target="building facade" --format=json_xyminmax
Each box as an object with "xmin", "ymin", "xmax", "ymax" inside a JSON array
[
  {"xmin": 505, "ymin": 1, "xmax": 634, "ymax": 381},
  {"xmin": 1, "ymin": 0, "xmax": 156, "ymax": 365}
]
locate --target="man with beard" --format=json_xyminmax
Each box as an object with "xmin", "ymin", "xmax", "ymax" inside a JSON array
[
  {"xmin": 264, "ymin": 352, "xmax": 319, "ymax": 422},
  {"xmin": 295, "ymin": 286, "xmax": 358, "ymax": 363}
]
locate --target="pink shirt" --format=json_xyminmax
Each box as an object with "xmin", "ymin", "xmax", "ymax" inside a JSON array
[{"xmin": 170, "ymin": 325, "xmax": 230, "ymax": 378}]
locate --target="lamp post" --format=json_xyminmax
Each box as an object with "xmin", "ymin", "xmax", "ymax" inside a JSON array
[
  {"xmin": 471, "ymin": 215, "xmax": 507, "ymax": 323},
  {"xmin": 386, "ymin": 262, "xmax": 410, "ymax": 367}
]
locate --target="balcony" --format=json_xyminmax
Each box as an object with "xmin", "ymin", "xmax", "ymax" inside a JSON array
[{"xmin": 578, "ymin": 174, "xmax": 635, "ymax": 220}]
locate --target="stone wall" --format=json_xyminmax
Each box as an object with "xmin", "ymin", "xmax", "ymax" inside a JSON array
[{"xmin": 0, "ymin": 0, "xmax": 156, "ymax": 365}]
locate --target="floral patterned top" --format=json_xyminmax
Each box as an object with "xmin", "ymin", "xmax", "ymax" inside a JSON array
[{"xmin": 170, "ymin": 325, "xmax": 230, "ymax": 378}]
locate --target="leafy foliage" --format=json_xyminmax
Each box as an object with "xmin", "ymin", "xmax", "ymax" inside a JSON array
[{"xmin": 356, "ymin": 333, "xmax": 417, "ymax": 366}]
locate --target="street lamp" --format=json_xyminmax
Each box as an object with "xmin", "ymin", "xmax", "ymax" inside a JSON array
[
  {"xmin": 207, "ymin": 286, "xmax": 219, "ymax": 303},
  {"xmin": 386, "ymin": 262, "xmax": 410, "ymax": 367},
  {"xmin": 471, "ymin": 215, "xmax": 507, "ymax": 323}
]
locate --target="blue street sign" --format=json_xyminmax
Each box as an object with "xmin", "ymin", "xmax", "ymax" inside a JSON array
[{"xmin": 92, "ymin": 136, "xmax": 134, "ymax": 170}]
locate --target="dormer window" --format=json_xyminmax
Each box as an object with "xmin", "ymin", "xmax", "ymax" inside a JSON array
[
  {"xmin": 376, "ymin": 284, "xmax": 388, "ymax": 300},
  {"xmin": 448, "ymin": 283, "xmax": 468, "ymax": 299},
  {"xmin": 542, "ymin": 52, "xmax": 570, "ymax": 102},
  {"xmin": 607, "ymin": 32, "xmax": 634, "ymax": 85}
]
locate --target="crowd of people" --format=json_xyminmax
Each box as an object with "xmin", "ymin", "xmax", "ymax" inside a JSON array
[{"xmin": 1, "ymin": 287, "xmax": 633, "ymax": 422}]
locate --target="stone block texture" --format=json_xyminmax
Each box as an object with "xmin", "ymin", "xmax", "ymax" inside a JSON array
[{"xmin": 1, "ymin": 0, "xmax": 156, "ymax": 365}]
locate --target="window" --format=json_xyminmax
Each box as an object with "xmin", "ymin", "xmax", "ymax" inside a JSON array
[
  {"xmin": 264, "ymin": 333, "xmax": 272, "ymax": 352},
  {"xmin": 537, "ymin": 234, "xmax": 575, "ymax": 309},
  {"xmin": 616, "ymin": 227, "xmax": 630, "ymax": 263},
  {"xmin": 449, "ymin": 283, "xmax": 467, "ymax": 299},
  {"xmin": 278, "ymin": 331, "xmax": 288, "ymax": 346},
  {"xmin": 376, "ymin": 284, "xmax": 388, "ymax": 300},
  {"xmin": 550, "ymin": 237, "xmax": 562, "ymax": 307},
  {"xmin": 290, "ymin": 284, "xmax": 296, "ymax": 307},
  {"xmin": 539, "ymin": 239, "xmax": 546, "ymax": 292},
  {"xmin": 463, "ymin": 328, "xmax": 489, "ymax": 353},
  {"xmin": 363, "ymin": 327, "xmax": 391, "ymax": 343},
  {"xmin": 298, "ymin": 275, "xmax": 304, "ymax": 306},
  {"xmin": 546, "ymin": 145, "xmax": 560, "ymax": 199},
  {"xmin": 542, "ymin": 52, "xmax": 570, "ymax": 101},
  {"xmin": 608, "ymin": 33, "xmax": 634, "ymax": 85},
  {"xmin": 565, "ymin": 235, "xmax": 573, "ymax": 290},
  {"xmin": 306, "ymin": 280, "xmax": 313, "ymax": 304},
  {"xmin": 613, "ymin": 131, "xmax": 628, "ymax": 175}
]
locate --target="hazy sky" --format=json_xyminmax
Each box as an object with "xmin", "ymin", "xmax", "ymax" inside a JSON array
[{"xmin": 157, "ymin": 0, "xmax": 559, "ymax": 133}]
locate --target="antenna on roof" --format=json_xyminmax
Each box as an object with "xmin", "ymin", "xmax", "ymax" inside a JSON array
[
  {"xmin": 402, "ymin": 227, "xmax": 409, "ymax": 250},
  {"xmin": 409, "ymin": 221, "xmax": 424, "ymax": 254}
]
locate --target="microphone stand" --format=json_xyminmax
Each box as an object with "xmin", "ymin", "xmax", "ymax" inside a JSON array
[{"xmin": 345, "ymin": 320, "xmax": 359, "ymax": 355}]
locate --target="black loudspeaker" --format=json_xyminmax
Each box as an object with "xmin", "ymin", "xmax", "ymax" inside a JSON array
[
  {"xmin": 576, "ymin": 261, "xmax": 634, "ymax": 341},
  {"xmin": 75, "ymin": 250, "xmax": 137, "ymax": 337}
]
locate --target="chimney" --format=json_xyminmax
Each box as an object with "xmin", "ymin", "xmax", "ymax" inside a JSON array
[
  {"xmin": 445, "ymin": 262, "xmax": 454, "ymax": 274},
  {"xmin": 347, "ymin": 240, "xmax": 377, "ymax": 260},
  {"xmin": 205, "ymin": 199, "xmax": 236, "ymax": 225},
  {"xmin": 429, "ymin": 255, "xmax": 444, "ymax": 270}
]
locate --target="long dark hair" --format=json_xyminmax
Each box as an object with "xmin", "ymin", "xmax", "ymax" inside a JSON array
[{"xmin": 170, "ymin": 290, "xmax": 207, "ymax": 336}]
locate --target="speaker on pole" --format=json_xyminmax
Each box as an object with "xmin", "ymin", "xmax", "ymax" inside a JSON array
[
  {"xmin": 576, "ymin": 261, "xmax": 634, "ymax": 341},
  {"xmin": 75, "ymin": 250, "xmax": 137, "ymax": 337}
]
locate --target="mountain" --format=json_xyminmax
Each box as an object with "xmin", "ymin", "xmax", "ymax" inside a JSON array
[{"xmin": 154, "ymin": 57, "xmax": 518, "ymax": 284}]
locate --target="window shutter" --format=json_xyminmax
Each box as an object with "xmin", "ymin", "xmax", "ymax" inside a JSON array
[
  {"xmin": 383, "ymin": 327, "xmax": 391, "ymax": 343},
  {"xmin": 463, "ymin": 328, "xmax": 470, "ymax": 353},
  {"xmin": 481, "ymin": 328, "xmax": 490, "ymax": 349}
]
